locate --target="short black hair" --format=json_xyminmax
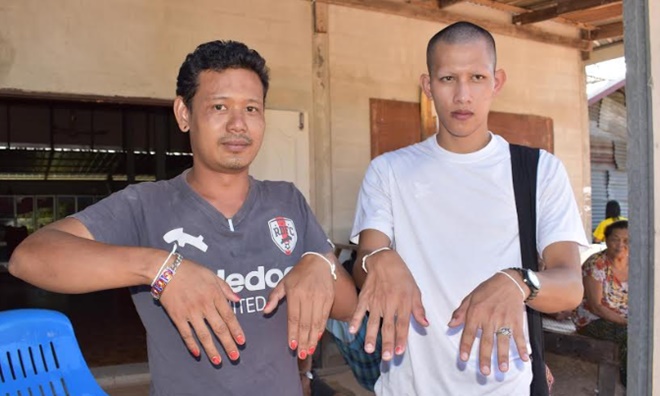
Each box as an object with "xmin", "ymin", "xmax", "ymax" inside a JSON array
[
  {"xmin": 604, "ymin": 220, "xmax": 628, "ymax": 238},
  {"xmin": 176, "ymin": 40, "xmax": 270, "ymax": 110},
  {"xmin": 426, "ymin": 21, "xmax": 497, "ymax": 74},
  {"xmin": 605, "ymin": 200, "xmax": 622, "ymax": 219}
]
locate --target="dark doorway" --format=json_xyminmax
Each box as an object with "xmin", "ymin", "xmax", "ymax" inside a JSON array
[{"xmin": 0, "ymin": 95, "xmax": 193, "ymax": 367}]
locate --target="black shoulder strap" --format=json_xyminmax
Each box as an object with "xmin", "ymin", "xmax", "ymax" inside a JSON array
[{"xmin": 510, "ymin": 144, "xmax": 548, "ymax": 396}]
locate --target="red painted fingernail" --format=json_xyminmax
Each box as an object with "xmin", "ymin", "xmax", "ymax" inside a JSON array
[
  {"xmin": 299, "ymin": 350, "xmax": 307, "ymax": 359},
  {"xmin": 395, "ymin": 346, "xmax": 404, "ymax": 355},
  {"xmin": 212, "ymin": 356, "xmax": 221, "ymax": 365},
  {"xmin": 236, "ymin": 334, "xmax": 245, "ymax": 345},
  {"xmin": 191, "ymin": 348, "xmax": 200, "ymax": 357},
  {"xmin": 229, "ymin": 351, "xmax": 240, "ymax": 360},
  {"xmin": 308, "ymin": 346, "xmax": 316, "ymax": 355},
  {"xmin": 290, "ymin": 339, "xmax": 298, "ymax": 350}
]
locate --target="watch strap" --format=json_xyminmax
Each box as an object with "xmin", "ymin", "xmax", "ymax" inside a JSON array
[{"xmin": 508, "ymin": 267, "xmax": 539, "ymax": 303}]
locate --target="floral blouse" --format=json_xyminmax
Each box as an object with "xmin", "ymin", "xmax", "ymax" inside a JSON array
[{"xmin": 572, "ymin": 250, "xmax": 628, "ymax": 329}]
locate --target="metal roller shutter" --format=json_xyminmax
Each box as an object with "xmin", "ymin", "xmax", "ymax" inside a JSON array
[
  {"xmin": 608, "ymin": 170, "xmax": 629, "ymax": 218},
  {"xmin": 591, "ymin": 169, "xmax": 608, "ymax": 232}
]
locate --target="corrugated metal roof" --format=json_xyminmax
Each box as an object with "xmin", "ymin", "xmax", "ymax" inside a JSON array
[{"xmin": 0, "ymin": 148, "xmax": 192, "ymax": 181}]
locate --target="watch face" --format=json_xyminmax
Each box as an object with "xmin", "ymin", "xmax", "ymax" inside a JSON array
[{"xmin": 527, "ymin": 270, "xmax": 541, "ymax": 289}]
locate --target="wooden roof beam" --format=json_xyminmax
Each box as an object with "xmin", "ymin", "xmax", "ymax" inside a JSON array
[
  {"xmin": 592, "ymin": 22, "xmax": 624, "ymax": 40},
  {"xmin": 437, "ymin": 0, "xmax": 466, "ymax": 8},
  {"xmin": 513, "ymin": 0, "xmax": 621, "ymax": 25},
  {"xmin": 319, "ymin": 0, "xmax": 590, "ymax": 51}
]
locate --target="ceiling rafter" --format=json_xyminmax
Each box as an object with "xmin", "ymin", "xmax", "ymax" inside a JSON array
[
  {"xmin": 512, "ymin": 0, "xmax": 621, "ymax": 25},
  {"xmin": 319, "ymin": 0, "xmax": 589, "ymax": 50},
  {"xmin": 591, "ymin": 21, "xmax": 623, "ymax": 40},
  {"xmin": 437, "ymin": 0, "xmax": 466, "ymax": 8},
  {"xmin": 441, "ymin": 0, "xmax": 594, "ymax": 29}
]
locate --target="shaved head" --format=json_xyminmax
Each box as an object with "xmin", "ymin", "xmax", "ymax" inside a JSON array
[{"xmin": 426, "ymin": 21, "xmax": 497, "ymax": 73}]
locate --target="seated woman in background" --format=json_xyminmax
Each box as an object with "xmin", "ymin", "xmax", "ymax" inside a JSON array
[
  {"xmin": 593, "ymin": 200, "xmax": 627, "ymax": 243},
  {"xmin": 573, "ymin": 220, "xmax": 629, "ymax": 386}
]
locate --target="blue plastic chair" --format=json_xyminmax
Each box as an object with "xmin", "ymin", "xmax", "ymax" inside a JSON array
[{"xmin": 0, "ymin": 309, "xmax": 107, "ymax": 395}]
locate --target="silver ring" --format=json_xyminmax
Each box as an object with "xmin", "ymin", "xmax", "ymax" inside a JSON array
[{"xmin": 496, "ymin": 327, "xmax": 513, "ymax": 337}]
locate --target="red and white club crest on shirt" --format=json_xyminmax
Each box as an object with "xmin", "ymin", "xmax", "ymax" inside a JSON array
[{"xmin": 268, "ymin": 217, "xmax": 298, "ymax": 255}]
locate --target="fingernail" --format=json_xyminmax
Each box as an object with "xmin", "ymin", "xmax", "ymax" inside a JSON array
[
  {"xmin": 234, "ymin": 292, "xmax": 240, "ymax": 300},
  {"xmin": 263, "ymin": 302, "xmax": 270, "ymax": 310},
  {"xmin": 191, "ymin": 348, "xmax": 200, "ymax": 357},
  {"xmin": 383, "ymin": 350, "xmax": 392, "ymax": 360},
  {"xmin": 236, "ymin": 334, "xmax": 245, "ymax": 345},
  {"xmin": 308, "ymin": 346, "xmax": 316, "ymax": 355},
  {"xmin": 212, "ymin": 356, "xmax": 221, "ymax": 365},
  {"xmin": 522, "ymin": 352, "xmax": 530, "ymax": 361},
  {"xmin": 482, "ymin": 366, "xmax": 490, "ymax": 376},
  {"xmin": 229, "ymin": 351, "xmax": 240, "ymax": 360},
  {"xmin": 395, "ymin": 346, "xmax": 404, "ymax": 355},
  {"xmin": 500, "ymin": 362, "xmax": 508, "ymax": 372},
  {"xmin": 348, "ymin": 326, "xmax": 356, "ymax": 334},
  {"xmin": 290, "ymin": 339, "xmax": 298, "ymax": 350},
  {"xmin": 424, "ymin": 317, "xmax": 430, "ymax": 325},
  {"xmin": 460, "ymin": 352, "xmax": 468, "ymax": 361},
  {"xmin": 318, "ymin": 332, "xmax": 324, "ymax": 341},
  {"xmin": 299, "ymin": 350, "xmax": 307, "ymax": 359},
  {"xmin": 365, "ymin": 343, "xmax": 374, "ymax": 353}
]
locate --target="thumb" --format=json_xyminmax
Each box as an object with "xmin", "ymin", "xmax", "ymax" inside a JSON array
[
  {"xmin": 216, "ymin": 278, "xmax": 241, "ymax": 303},
  {"xmin": 448, "ymin": 304, "xmax": 466, "ymax": 328},
  {"xmin": 412, "ymin": 291, "xmax": 429, "ymax": 327},
  {"xmin": 263, "ymin": 282, "xmax": 286, "ymax": 314}
]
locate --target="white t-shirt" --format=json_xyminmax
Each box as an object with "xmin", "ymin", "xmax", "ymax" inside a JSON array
[{"xmin": 351, "ymin": 133, "xmax": 588, "ymax": 396}]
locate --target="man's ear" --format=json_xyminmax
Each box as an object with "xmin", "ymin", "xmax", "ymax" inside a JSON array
[
  {"xmin": 419, "ymin": 74, "xmax": 432, "ymax": 99},
  {"xmin": 173, "ymin": 96, "xmax": 191, "ymax": 133},
  {"xmin": 493, "ymin": 69, "xmax": 507, "ymax": 96}
]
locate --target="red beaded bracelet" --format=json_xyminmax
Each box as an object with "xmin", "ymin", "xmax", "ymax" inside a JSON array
[{"xmin": 151, "ymin": 252, "xmax": 183, "ymax": 300}]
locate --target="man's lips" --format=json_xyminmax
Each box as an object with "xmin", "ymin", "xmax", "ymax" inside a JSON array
[
  {"xmin": 451, "ymin": 110, "xmax": 473, "ymax": 121},
  {"xmin": 222, "ymin": 140, "xmax": 251, "ymax": 152}
]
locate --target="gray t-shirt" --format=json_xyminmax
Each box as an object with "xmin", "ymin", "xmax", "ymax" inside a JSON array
[{"xmin": 73, "ymin": 171, "xmax": 331, "ymax": 396}]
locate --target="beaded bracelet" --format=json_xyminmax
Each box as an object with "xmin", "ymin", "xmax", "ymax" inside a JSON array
[
  {"xmin": 151, "ymin": 252, "xmax": 183, "ymax": 300},
  {"xmin": 151, "ymin": 245, "xmax": 177, "ymax": 286}
]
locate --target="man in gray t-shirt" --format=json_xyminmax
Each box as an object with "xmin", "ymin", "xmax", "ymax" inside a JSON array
[{"xmin": 9, "ymin": 41, "xmax": 357, "ymax": 396}]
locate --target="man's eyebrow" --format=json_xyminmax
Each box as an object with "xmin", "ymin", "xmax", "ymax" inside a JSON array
[{"xmin": 205, "ymin": 95, "xmax": 263, "ymax": 104}]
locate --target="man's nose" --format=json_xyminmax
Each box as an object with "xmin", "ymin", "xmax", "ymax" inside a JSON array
[
  {"xmin": 454, "ymin": 81, "xmax": 472, "ymax": 104},
  {"xmin": 227, "ymin": 109, "xmax": 247, "ymax": 133}
]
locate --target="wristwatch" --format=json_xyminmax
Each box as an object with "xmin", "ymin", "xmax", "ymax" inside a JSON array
[
  {"xmin": 301, "ymin": 370, "xmax": 315, "ymax": 381},
  {"xmin": 508, "ymin": 268, "xmax": 541, "ymax": 303}
]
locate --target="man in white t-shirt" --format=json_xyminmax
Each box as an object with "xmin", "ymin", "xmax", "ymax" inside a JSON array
[{"xmin": 349, "ymin": 22, "xmax": 588, "ymax": 395}]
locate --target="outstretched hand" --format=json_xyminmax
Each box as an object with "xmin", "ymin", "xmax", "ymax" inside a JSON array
[
  {"xmin": 447, "ymin": 270, "xmax": 529, "ymax": 376},
  {"xmin": 159, "ymin": 259, "xmax": 245, "ymax": 366},
  {"xmin": 263, "ymin": 253, "xmax": 336, "ymax": 360},
  {"xmin": 349, "ymin": 250, "xmax": 428, "ymax": 361}
]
